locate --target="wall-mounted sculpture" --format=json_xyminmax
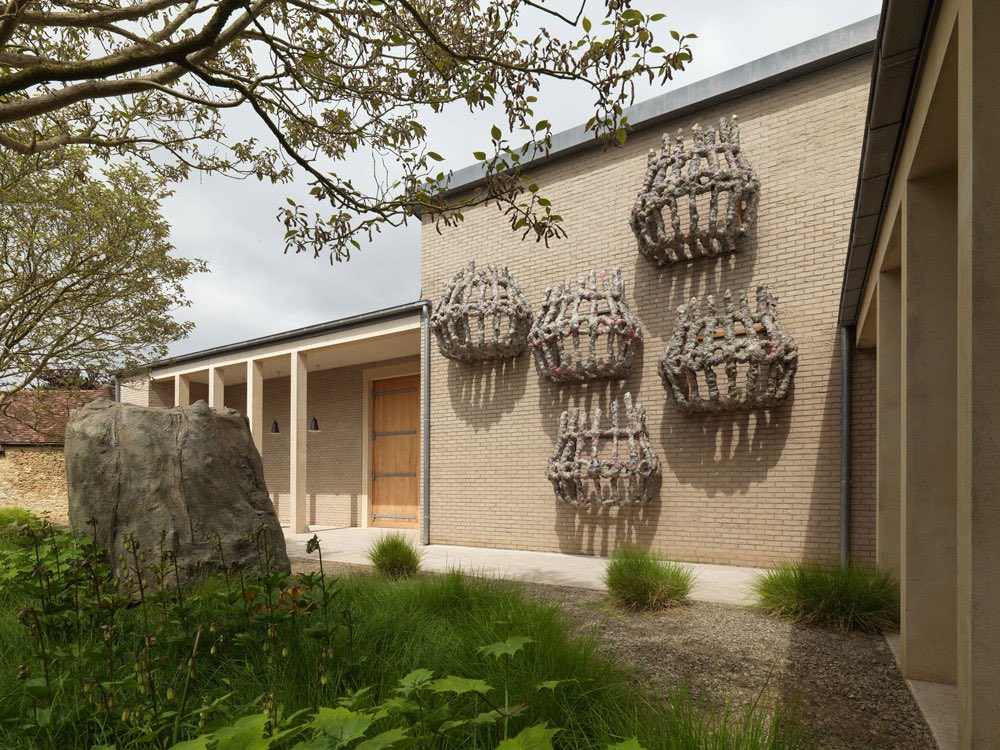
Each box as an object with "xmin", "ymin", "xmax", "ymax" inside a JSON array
[
  {"xmin": 547, "ymin": 393, "xmax": 660, "ymax": 505},
  {"xmin": 630, "ymin": 115, "xmax": 760, "ymax": 266},
  {"xmin": 529, "ymin": 268, "xmax": 643, "ymax": 383},
  {"xmin": 430, "ymin": 262, "xmax": 533, "ymax": 362},
  {"xmin": 659, "ymin": 284, "xmax": 798, "ymax": 412}
]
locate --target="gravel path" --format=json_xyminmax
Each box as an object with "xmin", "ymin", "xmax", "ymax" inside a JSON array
[
  {"xmin": 290, "ymin": 559, "xmax": 934, "ymax": 749},
  {"xmin": 523, "ymin": 584, "xmax": 934, "ymax": 750}
]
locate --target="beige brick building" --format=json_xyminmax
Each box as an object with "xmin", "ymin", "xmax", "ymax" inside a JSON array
[
  {"xmin": 109, "ymin": 3, "xmax": 1000, "ymax": 743},
  {"xmin": 119, "ymin": 18, "xmax": 882, "ymax": 568}
]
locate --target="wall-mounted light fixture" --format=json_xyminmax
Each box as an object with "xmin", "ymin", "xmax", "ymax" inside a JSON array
[
  {"xmin": 270, "ymin": 420, "xmax": 279, "ymax": 434},
  {"xmin": 308, "ymin": 417, "xmax": 320, "ymax": 432}
]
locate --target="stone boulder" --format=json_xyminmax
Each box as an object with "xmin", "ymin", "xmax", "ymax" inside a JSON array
[{"xmin": 65, "ymin": 399, "xmax": 290, "ymax": 580}]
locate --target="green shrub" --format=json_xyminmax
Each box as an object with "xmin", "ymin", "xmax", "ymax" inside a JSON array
[
  {"xmin": 0, "ymin": 507, "xmax": 40, "ymax": 532},
  {"xmin": 604, "ymin": 546, "xmax": 695, "ymax": 610},
  {"xmin": 367, "ymin": 532, "xmax": 422, "ymax": 578},
  {"xmin": 753, "ymin": 563, "xmax": 900, "ymax": 632}
]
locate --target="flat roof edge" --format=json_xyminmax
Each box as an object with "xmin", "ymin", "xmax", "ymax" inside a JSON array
[
  {"xmin": 441, "ymin": 15, "xmax": 879, "ymax": 198},
  {"xmin": 143, "ymin": 301, "xmax": 427, "ymax": 372}
]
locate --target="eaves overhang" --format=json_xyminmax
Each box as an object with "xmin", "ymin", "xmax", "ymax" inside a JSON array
[
  {"xmin": 142, "ymin": 300, "xmax": 428, "ymax": 373},
  {"xmin": 838, "ymin": 0, "xmax": 941, "ymax": 327}
]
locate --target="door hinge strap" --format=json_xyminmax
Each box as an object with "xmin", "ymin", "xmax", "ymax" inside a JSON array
[
  {"xmin": 373, "ymin": 430, "xmax": 417, "ymax": 438},
  {"xmin": 372, "ymin": 472, "xmax": 417, "ymax": 478}
]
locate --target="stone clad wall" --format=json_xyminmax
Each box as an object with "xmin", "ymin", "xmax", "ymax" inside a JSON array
[
  {"xmin": 420, "ymin": 56, "xmax": 876, "ymax": 566},
  {"xmin": 0, "ymin": 445, "xmax": 69, "ymax": 522}
]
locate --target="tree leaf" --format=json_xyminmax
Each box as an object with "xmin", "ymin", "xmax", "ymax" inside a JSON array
[
  {"xmin": 355, "ymin": 727, "xmax": 409, "ymax": 750},
  {"xmin": 496, "ymin": 724, "xmax": 559, "ymax": 750},
  {"xmin": 480, "ymin": 636, "xmax": 535, "ymax": 660},
  {"xmin": 429, "ymin": 675, "xmax": 493, "ymax": 695},
  {"xmin": 606, "ymin": 740, "xmax": 645, "ymax": 750},
  {"xmin": 310, "ymin": 706, "xmax": 373, "ymax": 742}
]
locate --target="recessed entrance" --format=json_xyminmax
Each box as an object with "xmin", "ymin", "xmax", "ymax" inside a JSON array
[{"xmin": 370, "ymin": 374, "xmax": 420, "ymax": 528}]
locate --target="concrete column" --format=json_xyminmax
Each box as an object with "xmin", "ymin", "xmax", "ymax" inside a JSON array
[
  {"xmin": 957, "ymin": 2, "xmax": 1000, "ymax": 744},
  {"xmin": 208, "ymin": 367, "xmax": 224, "ymax": 409},
  {"xmin": 174, "ymin": 374, "xmax": 191, "ymax": 407},
  {"xmin": 899, "ymin": 174, "xmax": 958, "ymax": 684},
  {"xmin": 289, "ymin": 351, "xmax": 308, "ymax": 533},
  {"xmin": 247, "ymin": 359, "xmax": 264, "ymax": 455},
  {"xmin": 876, "ymin": 270, "xmax": 902, "ymax": 575}
]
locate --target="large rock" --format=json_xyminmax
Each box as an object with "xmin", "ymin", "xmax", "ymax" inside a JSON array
[{"xmin": 65, "ymin": 399, "xmax": 290, "ymax": 579}]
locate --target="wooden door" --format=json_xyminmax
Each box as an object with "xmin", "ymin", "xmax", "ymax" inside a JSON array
[{"xmin": 371, "ymin": 374, "xmax": 420, "ymax": 528}]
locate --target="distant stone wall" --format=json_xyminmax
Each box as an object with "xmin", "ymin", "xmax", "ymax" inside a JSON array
[{"xmin": 0, "ymin": 445, "xmax": 69, "ymax": 522}]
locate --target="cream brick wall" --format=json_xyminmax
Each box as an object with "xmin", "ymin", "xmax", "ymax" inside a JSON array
[
  {"xmin": 0, "ymin": 445, "xmax": 69, "ymax": 522},
  {"xmin": 420, "ymin": 56, "xmax": 876, "ymax": 566}
]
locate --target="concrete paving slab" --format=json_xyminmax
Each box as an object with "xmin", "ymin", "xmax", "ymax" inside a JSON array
[
  {"xmin": 284, "ymin": 527, "xmax": 760, "ymax": 606},
  {"xmin": 885, "ymin": 632, "xmax": 957, "ymax": 750}
]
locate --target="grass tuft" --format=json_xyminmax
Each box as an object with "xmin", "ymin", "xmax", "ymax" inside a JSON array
[
  {"xmin": 753, "ymin": 563, "xmax": 899, "ymax": 633},
  {"xmin": 367, "ymin": 532, "xmax": 423, "ymax": 578},
  {"xmin": 604, "ymin": 546, "xmax": 695, "ymax": 610}
]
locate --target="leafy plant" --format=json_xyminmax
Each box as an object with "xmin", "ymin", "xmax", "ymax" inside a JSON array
[
  {"xmin": 367, "ymin": 533, "xmax": 423, "ymax": 579},
  {"xmin": 604, "ymin": 546, "xmax": 695, "ymax": 610},
  {"xmin": 0, "ymin": 507, "xmax": 40, "ymax": 532},
  {"xmin": 753, "ymin": 563, "xmax": 900, "ymax": 633},
  {"xmin": 0, "ymin": 526, "xmax": 809, "ymax": 749}
]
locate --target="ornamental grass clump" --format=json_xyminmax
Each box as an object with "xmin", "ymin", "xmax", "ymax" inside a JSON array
[
  {"xmin": 753, "ymin": 563, "xmax": 900, "ymax": 633},
  {"xmin": 367, "ymin": 532, "xmax": 423, "ymax": 578},
  {"xmin": 604, "ymin": 546, "xmax": 695, "ymax": 610}
]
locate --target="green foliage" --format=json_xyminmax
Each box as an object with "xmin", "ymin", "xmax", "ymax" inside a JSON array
[
  {"xmin": 0, "ymin": 148, "xmax": 205, "ymax": 410},
  {"xmin": 0, "ymin": 1, "xmax": 697, "ymax": 261},
  {"xmin": 367, "ymin": 533, "xmax": 422, "ymax": 578},
  {"xmin": 604, "ymin": 547, "xmax": 695, "ymax": 610},
  {"xmin": 753, "ymin": 564, "xmax": 900, "ymax": 633},
  {"xmin": 0, "ymin": 528, "xmax": 809, "ymax": 749},
  {"xmin": 0, "ymin": 507, "xmax": 40, "ymax": 532}
]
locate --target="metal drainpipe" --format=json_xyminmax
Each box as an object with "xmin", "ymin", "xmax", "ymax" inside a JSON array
[
  {"xmin": 421, "ymin": 302, "xmax": 431, "ymax": 546},
  {"xmin": 839, "ymin": 324, "xmax": 853, "ymax": 567}
]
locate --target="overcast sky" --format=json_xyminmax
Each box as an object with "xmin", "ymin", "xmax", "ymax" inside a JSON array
[{"xmin": 164, "ymin": 0, "xmax": 882, "ymax": 356}]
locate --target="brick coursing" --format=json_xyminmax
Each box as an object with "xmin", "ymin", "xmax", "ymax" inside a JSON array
[{"xmin": 420, "ymin": 56, "xmax": 876, "ymax": 566}]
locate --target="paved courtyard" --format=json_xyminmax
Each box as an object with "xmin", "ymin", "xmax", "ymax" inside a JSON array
[{"xmin": 285, "ymin": 526, "xmax": 761, "ymax": 606}]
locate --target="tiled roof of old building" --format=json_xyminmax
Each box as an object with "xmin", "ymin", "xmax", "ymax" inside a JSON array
[{"xmin": 0, "ymin": 387, "xmax": 113, "ymax": 445}]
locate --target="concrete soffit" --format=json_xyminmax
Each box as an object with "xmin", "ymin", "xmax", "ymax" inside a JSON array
[
  {"xmin": 136, "ymin": 305, "xmax": 425, "ymax": 383},
  {"xmin": 839, "ymin": 0, "xmax": 941, "ymax": 328}
]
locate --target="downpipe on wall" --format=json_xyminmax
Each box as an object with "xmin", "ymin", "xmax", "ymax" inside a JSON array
[
  {"xmin": 421, "ymin": 302, "xmax": 431, "ymax": 546},
  {"xmin": 839, "ymin": 324, "xmax": 853, "ymax": 567}
]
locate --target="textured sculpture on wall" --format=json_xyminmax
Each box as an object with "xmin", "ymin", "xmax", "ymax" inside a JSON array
[
  {"xmin": 547, "ymin": 393, "xmax": 660, "ymax": 505},
  {"xmin": 528, "ymin": 268, "xmax": 643, "ymax": 383},
  {"xmin": 630, "ymin": 115, "xmax": 760, "ymax": 266},
  {"xmin": 430, "ymin": 262, "xmax": 533, "ymax": 362},
  {"xmin": 659, "ymin": 284, "xmax": 798, "ymax": 412}
]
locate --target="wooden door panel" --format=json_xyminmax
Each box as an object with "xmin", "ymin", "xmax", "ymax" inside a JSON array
[
  {"xmin": 371, "ymin": 374, "xmax": 420, "ymax": 528},
  {"xmin": 372, "ymin": 434, "xmax": 418, "ymax": 473}
]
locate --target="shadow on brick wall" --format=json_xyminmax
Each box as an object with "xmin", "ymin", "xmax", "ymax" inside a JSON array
[
  {"xmin": 630, "ymin": 222, "xmax": 759, "ymax": 345},
  {"xmin": 535, "ymin": 358, "xmax": 648, "ymax": 441},
  {"xmin": 659, "ymin": 402, "xmax": 792, "ymax": 496},
  {"xmin": 554, "ymin": 497, "xmax": 662, "ymax": 557},
  {"xmin": 446, "ymin": 353, "xmax": 529, "ymax": 430}
]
